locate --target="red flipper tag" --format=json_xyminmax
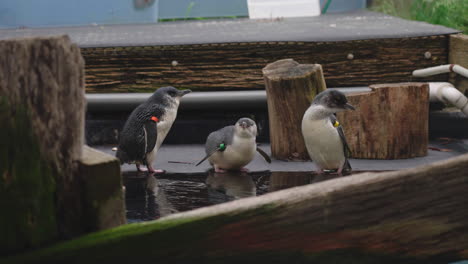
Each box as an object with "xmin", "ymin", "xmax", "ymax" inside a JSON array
[{"xmin": 151, "ymin": 116, "xmax": 159, "ymax": 122}]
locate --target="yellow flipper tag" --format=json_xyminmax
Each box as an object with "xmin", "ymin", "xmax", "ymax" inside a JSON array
[{"xmin": 333, "ymin": 120, "xmax": 340, "ymax": 127}]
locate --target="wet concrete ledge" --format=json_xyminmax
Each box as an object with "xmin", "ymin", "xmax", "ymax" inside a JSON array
[{"xmin": 93, "ymin": 138, "xmax": 468, "ymax": 174}]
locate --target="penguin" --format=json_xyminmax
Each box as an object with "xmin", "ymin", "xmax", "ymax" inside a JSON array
[
  {"xmin": 301, "ymin": 89, "xmax": 355, "ymax": 175},
  {"xmin": 196, "ymin": 117, "xmax": 271, "ymax": 173},
  {"xmin": 116, "ymin": 86, "xmax": 191, "ymax": 173}
]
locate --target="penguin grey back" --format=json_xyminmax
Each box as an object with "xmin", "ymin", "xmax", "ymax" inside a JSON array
[{"xmin": 205, "ymin": 126, "xmax": 235, "ymax": 155}]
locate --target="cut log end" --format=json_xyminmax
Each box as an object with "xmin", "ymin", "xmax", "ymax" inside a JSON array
[
  {"xmin": 263, "ymin": 59, "xmax": 323, "ymax": 80},
  {"xmin": 337, "ymin": 82, "xmax": 429, "ymax": 159},
  {"xmin": 263, "ymin": 59, "xmax": 327, "ymax": 160}
]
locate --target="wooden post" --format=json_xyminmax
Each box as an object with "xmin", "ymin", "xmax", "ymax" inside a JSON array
[
  {"xmin": 0, "ymin": 36, "xmax": 124, "ymax": 255},
  {"xmin": 336, "ymin": 83, "xmax": 429, "ymax": 159},
  {"xmin": 263, "ymin": 59, "xmax": 326, "ymax": 160},
  {"xmin": 79, "ymin": 146, "xmax": 126, "ymax": 231},
  {"xmin": 6, "ymin": 154, "xmax": 468, "ymax": 263},
  {"xmin": 449, "ymin": 34, "xmax": 468, "ymax": 95}
]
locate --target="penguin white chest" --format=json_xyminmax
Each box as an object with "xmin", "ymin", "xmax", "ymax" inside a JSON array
[
  {"xmin": 146, "ymin": 103, "xmax": 179, "ymax": 164},
  {"xmin": 302, "ymin": 117, "xmax": 345, "ymax": 170},
  {"xmin": 156, "ymin": 106, "xmax": 178, "ymax": 149},
  {"xmin": 210, "ymin": 135, "xmax": 256, "ymax": 170}
]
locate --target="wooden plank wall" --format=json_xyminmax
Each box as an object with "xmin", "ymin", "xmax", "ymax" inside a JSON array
[{"xmin": 82, "ymin": 35, "xmax": 449, "ymax": 93}]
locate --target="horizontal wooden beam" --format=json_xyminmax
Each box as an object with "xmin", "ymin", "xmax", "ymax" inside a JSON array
[
  {"xmin": 4, "ymin": 153, "xmax": 468, "ymax": 263},
  {"xmin": 82, "ymin": 35, "xmax": 450, "ymax": 93}
]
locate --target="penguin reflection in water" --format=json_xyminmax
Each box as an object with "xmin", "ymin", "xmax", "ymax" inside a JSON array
[
  {"xmin": 302, "ymin": 89, "xmax": 355, "ymax": 175},
  {"xmin": 116, "ymin": 87, "xmax": 191, "ymax": 173},
  {"xmin": 196, "ymin": 118, "xmax": 271, "ymax": 173}
]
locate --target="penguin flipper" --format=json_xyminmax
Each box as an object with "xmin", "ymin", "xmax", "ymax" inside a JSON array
[
  {"xmin": 144, "ymin": 120, "xmax": 158, "ymax": 156},
  {"xmin": 195, "ymin": 148, "xmax": 220, "ymax": 166},
  {"xmin": 330, "ymin": 115, "xmax": 352, "ymax": 171},
  {"xmin": 197, "ymin": 126, "xmax": 234, "ymax": 166},
  {"xmin": 256, "ymin": 147, "xmax": 271, "ymax": 163}
]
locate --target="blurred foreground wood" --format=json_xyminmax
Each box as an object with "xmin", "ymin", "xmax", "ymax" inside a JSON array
[
  {"xmin": 0, "ymin": 36, "xmax": 124, "ymax": 256},
  {"xmin": 337, "ymin": 83, "xmax": 429, "ymax": 159},
  {"xmin": 4, "ymin": 153, "xmax": 468, "ymax": 263},
  {"xmin": 263, "ymin": 59, "xmax": 326, "ymax": 160}
]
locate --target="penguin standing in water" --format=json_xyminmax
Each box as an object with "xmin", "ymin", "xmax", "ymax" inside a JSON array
[
  {"xmin": 116, "ymin": 87, "xmax": 191, "ymax": 173},
  {"xmin": 301, "ymin": 89, "xmax": 355, "ymax": 175},
  {"xmin": 196, "ymin": 118, "xmax": 271, "ymax": 173}
]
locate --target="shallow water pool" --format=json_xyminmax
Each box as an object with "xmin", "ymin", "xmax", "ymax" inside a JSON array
[{"xmin": 124, "ymin": 170, "xmax": 356, "ymax": 223}]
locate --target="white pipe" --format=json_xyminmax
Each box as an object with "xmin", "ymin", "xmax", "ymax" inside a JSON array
[
  {"xmin": 413, "ymin": 64, "xmax": 468, "ymax": 78},
  {"xmin": 429, "ymin": 82, "xmax": 468, "ymax": 116}
]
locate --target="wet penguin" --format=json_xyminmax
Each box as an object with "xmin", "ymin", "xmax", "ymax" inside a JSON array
[
  {"xmin": 196, "ymin": 118, "xmax": 271, "ymax": 173},
  {"xmin": 116, "ymin": 87, "xmax": 191, "ymax": 173},
  {"xmin": 301, "ymin": 89, "xmax": 355, "ymax": 175}
]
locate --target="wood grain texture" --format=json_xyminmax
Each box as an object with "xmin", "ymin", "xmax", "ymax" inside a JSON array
[
  {"xmin": 5, "ymin": 154, "xmax": 468, "ymax": 263},
  {"xmin": 82, "ymin": 35, "xmax": 449, "ymax": 93},
  {"xmin": 0, "ymin": 35, "xmax": 85, "ymax": 254},
  {"xmin": 337, "ymin": 83, "xmax": 429, "ymax": 159},
  {"xmin": 263, "ymin": 59, "xmax": 326, "ymax": 160},
  {"xmin": 78, "ymin": 146, "xmax": 126, "ymax": 232},
  {"xmin": 449, "ymin": 34, "xmax": 468, "ymax": 95}
]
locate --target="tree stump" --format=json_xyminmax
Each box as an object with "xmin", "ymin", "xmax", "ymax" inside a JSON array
[
  {"xmin": 0, "ymin": 35, "xmax": 124, "ymax": 255},
  {"xmin": 336, "ymin": 83, "xmax": 429, "ymax": 159},
  {"xmin": 263, "ymin": 59, "xmax": 326, "ymax": 160}
]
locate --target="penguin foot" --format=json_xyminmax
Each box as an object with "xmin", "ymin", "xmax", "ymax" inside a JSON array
[
  {"xmin": 240, "ymin": 167, "xmax": 250, "ymax": 172},
  {"xmin": 315, "ymin": 168, "xmax": 324, "ymax": 175},
  {"xmin": 136, "ymin": 164, "xmax": 148, "ymax": 172},
  {"xmin": 149, "ymin": 169, "xmax": 165, "ymax": 174},
  {"xmin": 147, "ymin": 165, "xmax": 165, "ymax": 174},
  {"xmin": 214, "ymin": 165, "xmax": 227, "ymax": 173}
]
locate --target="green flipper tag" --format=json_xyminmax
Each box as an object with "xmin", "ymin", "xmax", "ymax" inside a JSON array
[{"xmin": 219, "ymin": 143, "xmax": 226, "ymax": 151}]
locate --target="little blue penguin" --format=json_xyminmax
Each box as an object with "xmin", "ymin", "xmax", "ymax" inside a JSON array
[
  {"xmin": 116, "ymin": 86, "xmax": 191, "ymax": 173},
  {"xmin": 301, "ymin": 89, "xmax": 355, "ymax": 175},
  {"xmin": 196, "ymin": 118, "xmax": 271, "ymax": 173}
]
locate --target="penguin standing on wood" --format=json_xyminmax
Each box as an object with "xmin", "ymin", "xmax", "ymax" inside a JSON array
[
  {"xmin": 196, "ymin": 117, "xmax": 271, "ymax": 173},
  {"xmin": 116, "ymin": 86, "xmax": 191, "ymax": 173},
  {"xmin": 302, "ymin": 89, "xmax": 355, "ymax": 175}
]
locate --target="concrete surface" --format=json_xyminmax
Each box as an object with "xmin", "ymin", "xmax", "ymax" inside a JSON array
[
  {"xmin": 0, "ymin": 11, "xmax": 458, "ymax": 47},
  {"xmin": 94, "ymin": 138, "xmax": 468, "ymax": 174}
]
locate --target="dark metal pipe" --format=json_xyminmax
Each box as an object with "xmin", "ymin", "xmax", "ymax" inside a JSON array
[{"xmin": 86, "ymin": 88, "xmax": 372, "ymax": 112}]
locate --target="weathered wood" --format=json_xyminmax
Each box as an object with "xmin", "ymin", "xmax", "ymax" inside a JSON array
[
  {"xmin": 263, "ymin": 59, "xmax": 326, "ymax": 160},
  {"xmin": 336, "ymin": 83, "xmax": 429, "ymax": 159},
  {"xmin": 4, "ymin": 154, "xmax": 468, "ymax": 263},
  {"xmin": 78, "ymin": 146, "xmax": 126, "ymax": 231},
  {"xmin": 0, "ymin": 35, "xmax": 85, "ymax": 255},
  {"xmin": 0, "ymin": 36, "xmax": 124, "ymax": 256},
  {"xmin": 82, "ymin": 36, "xmax": 449, "ymax": 93},
  {"xmin": 449, "ymin": 34, "xmax": 468, "ymax": 95}
]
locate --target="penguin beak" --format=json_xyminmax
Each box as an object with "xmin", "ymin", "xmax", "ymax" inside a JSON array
[
  {"xmin": 178, "ymin": 89, "xmax": 192, "ymax": 97},
  {"xmin": 240, "ymin": 122, "xmax": 248, "ymax": 129},
  {"xmin": 344, "ymin": 103, "xmax": 355, "ymax": 111}
]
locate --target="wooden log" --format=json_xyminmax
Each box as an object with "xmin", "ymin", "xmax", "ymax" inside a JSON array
[
  {"xmin": 0, "ymin": 35, "xmax": 85, "ymax": 255},
  {"xmin": 336, "ymin": 83, "xmax": 429, "ymax": 159},
  {"xmin": 263, "ymin": 59, "xmax": 326, "ymax": 160},
  {"xmin": 4, "ymin": 153, "xmax": 468, "ymax": 263},
  {"xmin": 78, "ymin": 146, "xmax": 126, "ymax": 231},
  {"xmin": 449, "ymin": 34, "xmax": 468, "ymax": 95},
  {"xmin": 0, "ymin": 36, "xmax": 124, "ymax": 256},
  {"xmin": 81, "ymin": 36, "xmax": 449, "ymax": 93}
]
